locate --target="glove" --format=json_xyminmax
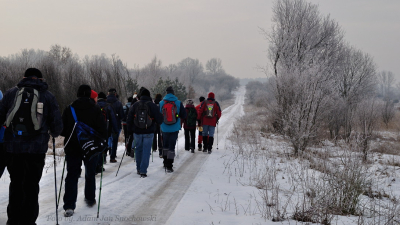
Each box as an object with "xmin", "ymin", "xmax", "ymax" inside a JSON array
[{"xmin": 198, "ymin": 126, "xmax": 203, "ymax": 132}]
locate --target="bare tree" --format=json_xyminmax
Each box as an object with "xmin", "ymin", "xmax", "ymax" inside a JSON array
[
  {"xmin": 206, "ymin": 58, "xmax": 223, "ymax": 74},
  {"xmin": 265, "ymin": 0, "xmax": 343, "ymax": 154}
]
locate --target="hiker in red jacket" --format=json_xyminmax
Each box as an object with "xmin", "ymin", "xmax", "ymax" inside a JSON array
[{"xmin": 197, "ymin": 92, "xmax": 221, "ymax": 154}]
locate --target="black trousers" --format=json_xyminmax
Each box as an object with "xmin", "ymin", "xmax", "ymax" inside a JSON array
[
  {"xmin": 63, "ymin": 154, "xmax": 97, "ymax": 210},
  {"xmin": 0, "ymin": 143, "xmax": 6, "ymax": 178},
  {"xmin": 184, "ymin": 129, "xmax": 196, "ymax": 150},
  {"xmin": 6, "ymin": 153, "xmax": 45, "ymax": 225}
]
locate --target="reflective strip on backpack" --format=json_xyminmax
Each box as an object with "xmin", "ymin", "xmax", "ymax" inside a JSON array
[{"xmin": 5, "ymin": 88, "xmax": 40, "ymax": 130}]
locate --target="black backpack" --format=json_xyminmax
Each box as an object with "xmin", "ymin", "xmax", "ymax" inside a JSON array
[
  {"xmin": 5, "ymin": 87, "xmax": 42, "ymax": 136},
  {"xmin": 187, "ymin": 107, "xmax": 197, "ymax": 126},
  {"xmin": 134, "ymin": 101, "xmax": 152, "ymax": 129}
]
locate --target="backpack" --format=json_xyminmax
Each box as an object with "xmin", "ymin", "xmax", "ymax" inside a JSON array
[
  {"xmin": 204, "ymin": 100, "xmax": 216, "ymax": 118},
  {"xmin": 5, "ymin": 87, "xmax": 42, "ymax": 136},
  {"xmin": 187, "ymin": 107, "xmax": 197, "ymax": 126},
  {"xmin": 70, "ymin": 106, "xmax": 107, "ymax": 160},
  {"xmin": 134, "ymin": 101, "xmax": 152, "ymax": 129},
  {"xmin": 99, "ymin": 103, "xmax": 109, "ymax": 122},
  {"xmin": 162, "ymin": 100, "xmax": 178, "ymax": 125}
]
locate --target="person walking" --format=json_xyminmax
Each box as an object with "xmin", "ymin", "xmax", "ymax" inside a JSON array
[
  {"xmin": 122, "ymin": 96, "xmax": 133, "ymax": 156},
  {"xmin": 127, "ymin": 88, "xmax": 162, "ymax": 177},
  {"xmin": 61, "ymin": 85, "xmax": 107, "ymax": 217},
  {"xmin": 197, "ymin": 92, "xmax": 221, "ymax": 154},
  {"xmin": 0, "ymin": 90, "xmax": 5, "ymax": 178},
  {"xmin": 106, "ymin": 88, "xmax": 125, "ymax": 163},
  {"xmin": 182, "ymin": 99, "xmax": 198, "ymax": 153},
  {"xmin": 0, "ymin": 68, "xmax": 63, "ymax": 225},
  {"xmin": 95, "ymin": 92, "xmax": 118, "ymax": 173},
  {"xmin": 195, "ymin": 96, "xmax": 205, "ymax": 151},
  {"xmin": 159, "ymin": 86, "xmax": 187, "ymax": 173},
  {"xmin": 153, "ymin": 93, "xmax": 163, "ymax": 158}
]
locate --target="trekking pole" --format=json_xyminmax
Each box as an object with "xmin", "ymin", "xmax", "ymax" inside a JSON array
[
  {"xmin": 116, "ymin": 143, "xmax": 127, "ymax": 177},
  {"xmin": 97, "ymin": 153, "xmax": 104, "ymax": 218},
  {"xmin": 57, "ymin": 159, "xmax": 66, "ymax": 206},
  {"xmin": 52, "ymin": 137, "xmax": 60, "ymax": 225},
  {"xmin": 217, "ymin": 124, "xmax": 219, "ymax": 150}
]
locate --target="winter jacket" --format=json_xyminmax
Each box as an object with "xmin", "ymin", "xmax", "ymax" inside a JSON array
[
  {"xmin": 0, "ymin": 78, "xmax": 63, "ymax": 154},
  {"xmin": 97, "ymin": 98, "xmax": 119, "ymax": 135},
  {"xmin": 182, "ymin": 105, "xmax": 198, "ymax": 129},
  {"xmin": 0, "ymin": 90, "xmax": 3, "ymax": 101},
  {"xmin": 127, "ymin": 96, "xmax": 163, "ymax": 135},
  {"xmin": 159, "ymin": 93, "xmax": 187, "ymax": 133},
  {"xmin": 197, "ymin": 98, "xmax": 222, "ymax": 127},
  {"xmin": 122, "ymin": 102, "xmax": 132, "ymax": 124},
  {"xmin": 61, "ymin": 97, "xmax": 107, "ymax": 157},
  {"xmin": 106, "ymin": 94, "xmax": 124, "ymax": 129},
  {"xmin": 195, "ymin": 103, "xmax": 203, "ymax": 126}
]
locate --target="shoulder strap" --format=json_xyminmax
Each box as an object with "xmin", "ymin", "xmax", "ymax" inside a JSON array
[{"xmin": 70, "ymin": 106, "xmax": 78, "ymax": 123}]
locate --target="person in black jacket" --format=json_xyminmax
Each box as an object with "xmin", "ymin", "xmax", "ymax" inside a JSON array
[
  {"xmin": 153, "ymin": 93, "xmax": 163, "ymax": 158},
  {"xmin": 106, "ymin": 88, "xmax": 125, "ymax": 163},
  {"xmin": 61, "ymin": 85, "xmax": 107, "ymax": 217},
  {"xmin": 0, "ymin": 68, "xmax": 63, "ymax": 225},
  {"xmin": 127, "ymin": 87, "xmax": 163, "ymax": 177}
]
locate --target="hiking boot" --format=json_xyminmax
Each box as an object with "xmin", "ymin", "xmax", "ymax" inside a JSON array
[
  {"xmin": 159, "ymin": 155, "xmax": 163, "ymax": 158},
  {"xmin": 208, "ymin": 150, "xmax": 212, "ymax": 154},
  {"xmin": 202, "ymin": 137, "xmax": 208, "ymax": 153},
  {"xmin": 64, "ymin": 209, "xmax": 74, "ymax": 217},
  {"xmin": 140, "ymin": 174, "xmax": 147, "ymax": 178},
  {"xmin": 95, "ymin": 166, "xmax": 105, "ymax": 174},
  {"xmin": 166, "ymin": 168, "xmax": 174, "ymax": 173},
  {"xmin": 110, "ymin": 159, "xmax": 117, "ymax": 163},
  {"xmin": 198, "ymin": 143, "xmax": 202, "ymax": 151},
  {"xmin": 191, "ymin": 148, "xmax": 195, "ymax": 153},
  {"xmin": 208, "ymin": 137, "xmax": 214, "ymax": 152},
  {"xmin": 85, "ymin": 198, "xmax": 96, "ymax": 207},
  {"xmin": 185, "ymin": 149, "xmax": 189, "ymax": 151},
  {"xmin": 137, "ymin": 170, "xmax": 140, "ymax": 175}
]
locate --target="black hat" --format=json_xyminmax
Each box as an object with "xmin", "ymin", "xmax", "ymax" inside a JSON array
[
  {"xmin": 166, "ymin": 86, "xmax": 174, "ymax": 95},
  {"xmin": 199, "ymin": 96, "xmax": 205, "ymax": 102},
  {"xmin": 108, "ymin": 88, "xmax": 117, "ymax": 94},
  {"xmin": 77, "ymin": 84, "xmax": 92, "ymax": 98},
  {"xmin": 98, "ymin": 92, "xmax": 107, "ymax": 99},
  {"xmin": 140, "ymin": 88, "xmax": 150, "ymax": 97},
  {"xmin": 24, "ymin": 68, "xmax": 43, "ymax": 79}
]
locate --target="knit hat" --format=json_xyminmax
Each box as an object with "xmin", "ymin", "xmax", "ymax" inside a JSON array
[
  {"xmin": 140, "ymin": 88, "xmax": 150, "ymax": 97},
  {"xmin": 166, "ymin": 86, "xmax": 174, "ymax": 95},
  {"xmin": 186, "ymin": 99, "xmax": 194, "ymax": 105},
  {"xmin": 208, "ymin": 92, "xmax": 215, "ymax": 99},
  {"xmin": 77, "ymin": 85, "xmax": 91, "ymax": 98},
  {"xmin": 24, "ymin": 68, "xmax": 43, "ymax": 79},
  {"xmin": 199, "ymin": 96, "xmax": 205, "ymax": 102},
  {"xmin": 90, "ymin": 90, "xmax": 98, "ymax": 99},
  {"xmin": 155, "ymin": 93, "xmax": 162, "ymax": 100},
  {"xmin": 98, "ymin": 92, "xmax": 107, "ymax": 99},
  {"xmin": 108, "ymin": 88, "xmax": 117, "ymax": 94}
]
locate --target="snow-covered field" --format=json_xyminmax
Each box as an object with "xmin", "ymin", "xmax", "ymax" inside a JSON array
[{"xmin": 1, "ymin": 86, "xmax": 400, "ymax": 225}]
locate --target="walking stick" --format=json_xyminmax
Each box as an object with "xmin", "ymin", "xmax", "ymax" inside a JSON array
[
  {"xmin": 57, "ymin": 159, "xmax": 66, "ymax": 206},
  {"xmin": 217, "ymin": 124, "xmax": 219, "ymax": 150},
  {"xmin": 97, "ymin": 153, "xmax": 104, "ymax": 218},
  {"xmin": 52, "ymin": 137, "xmax": 60, "ymax": 225},
  {"xmin": 116, "ymin": 140, "xmax": 128, "ymax": 177}
]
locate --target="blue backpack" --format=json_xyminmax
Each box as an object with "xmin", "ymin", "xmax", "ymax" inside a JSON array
[{"xmin": 70, "ymin": 106, "xmax": 107, "ymax": 160}]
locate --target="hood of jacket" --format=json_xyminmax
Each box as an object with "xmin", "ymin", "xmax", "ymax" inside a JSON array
[
  {"xmin": 163, "ymin": 93, "xmax": 178, "ymax": 102},
  {"xmin": 17, "ymin": 78, "xmax": 49, "ymax": 92},
  {"xmin": 106, "ymin": 94, "xmax": 118, "ymax": 103}
]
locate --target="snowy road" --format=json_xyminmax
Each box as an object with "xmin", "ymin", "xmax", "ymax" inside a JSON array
[{"xmin": 0, "ymin": 86, "xmax": 245, "ymax": 225}]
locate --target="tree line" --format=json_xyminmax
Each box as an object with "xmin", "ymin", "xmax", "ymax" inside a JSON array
[{"xmin": 0, "ymin": 45, "xmax": 240, "ymax": 111}]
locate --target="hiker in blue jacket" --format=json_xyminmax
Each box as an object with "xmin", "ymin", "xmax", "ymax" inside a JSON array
[
  {"xmin": 159, "ymin": 86, "xmax": 187, "ymax": 173},
  {"xmin": 0, "ymin": 68, "xmax": 63, "ymax": 225}
]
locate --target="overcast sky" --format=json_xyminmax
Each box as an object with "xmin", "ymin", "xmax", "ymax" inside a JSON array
[{"xmin": 1, "ymin": 0, "xmax": 399, "ymax": 79}]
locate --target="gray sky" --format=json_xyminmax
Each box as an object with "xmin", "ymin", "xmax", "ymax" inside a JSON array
[{"xmin": 1, "ymin": 0, "xmax": 399, "ymax": 79}]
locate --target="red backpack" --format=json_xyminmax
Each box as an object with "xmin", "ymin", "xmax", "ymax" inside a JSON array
[
  {"xmin": 203, "ymin": 100, "xmax": 216, "ymax": 118},
  {"xmin": 162, "ymin": 100, "xmax": 178, "ymax": 124}
]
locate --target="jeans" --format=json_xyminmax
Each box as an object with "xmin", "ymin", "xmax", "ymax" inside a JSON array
[
  {"xmin": 184, "ymin": 129, "xmax": 195, "ymax": 150},
  {"xmin": 6, "ymin": 153, "xmax": 45, "ymax": 225},
  {"xmin": 134, "ymin": 133, "xmax": 154, "ymax": 174},
  {"xmin": 110, "ymin": 129, "xmax": 121, "ymax": 159},
  {"xmin": 63, "ymin": 154, "xmax": 98, "ymax": 210},
  {"xmin": 162, "ymin": 131, "xmax": 178, "ymax": 168},
  {"xmin": 202, "ymin": 125, "xmax": 216, "ymax": 137}
]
